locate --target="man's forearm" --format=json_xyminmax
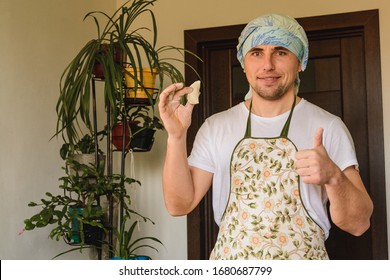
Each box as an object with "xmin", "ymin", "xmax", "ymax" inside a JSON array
[
  {"xmin": 326, "ymin": 167, "xmax": 373, "ymax": 236},
  {"xmin": 162, "ymin": 135, "xmax": 195, "ymax": 216}
]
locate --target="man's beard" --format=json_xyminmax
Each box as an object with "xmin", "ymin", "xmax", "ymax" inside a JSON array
[{"xmin": 251, "ymin": 82, "xmax": 293, "ymax": 101}]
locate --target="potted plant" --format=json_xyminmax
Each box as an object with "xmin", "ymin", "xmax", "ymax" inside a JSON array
[
  {"xmin": 112, "ymin": 216, "xmax": 163, "ymax": 260},
  {"xmin": 23, "ymin": 159, "xmax": 107, "ymax": 248},
  {"xmin": 60, "ymin": 133, "xmax": 105, "ymax": 168},
  {"xmin": 111, "ymin": 105, "xmax": 163, "ymax": 152},
  {"xmin": 55, "ymin": 0, "xmax": 201, "ymax": 147},
  {"xmin": 22, "ymin": 151, "xmax": 142, "ymax": 258},
  {"xmin": 28, "ymin": 0, "xmax": 200, "ymax": 259}
]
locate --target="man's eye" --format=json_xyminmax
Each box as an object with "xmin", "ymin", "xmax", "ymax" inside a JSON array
[{"xmin": 276, "ymin": 51, "xmax": 287, "ymax": 56}]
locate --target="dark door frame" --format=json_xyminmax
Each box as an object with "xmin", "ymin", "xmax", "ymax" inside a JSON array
[{"xmin": 184, "ymin": 9, "xmax": 387, "ymax": 259}]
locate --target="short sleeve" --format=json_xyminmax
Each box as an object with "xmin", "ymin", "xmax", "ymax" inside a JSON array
[
  {"xmin": 188, "ymin": 120, "xmax": 216, "ymax": 174},
  {"xmin": 324, "ymin": 117, "xmax": 358, "ymax": 172}
]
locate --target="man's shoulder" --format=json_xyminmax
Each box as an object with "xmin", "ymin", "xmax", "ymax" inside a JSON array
[
  {"xmin": 206, "ymin": 102, "xmax": 247, "ymax": 123},
  {"xmin": 297, "ymin": 98, "xmax": 340, "ymax": 121}
]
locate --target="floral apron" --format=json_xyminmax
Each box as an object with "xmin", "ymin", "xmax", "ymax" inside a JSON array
[{"xmin": 209, "ymin": 98, "xmax": 329, "ymax": 260}]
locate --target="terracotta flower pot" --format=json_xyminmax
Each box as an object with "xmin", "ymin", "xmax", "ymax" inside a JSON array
[
  {"xmin": 111, "ymin": 121, "xmax": 134, "ymax": 151},
  {"xmin": 111, "ymin": 121, "xmax": 155, "ymax": 152},
  {"xmin": 92, "ymin": 44, "xmax": 123, "ymax": 79}
]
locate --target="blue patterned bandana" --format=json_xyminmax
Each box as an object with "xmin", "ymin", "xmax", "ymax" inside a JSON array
[{"xmin": 237, "ymin": 14, "xmax": 309, "ymax": 71}]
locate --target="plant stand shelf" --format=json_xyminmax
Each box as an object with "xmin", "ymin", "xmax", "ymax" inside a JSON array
[{"xmin": 91, "ymin": 78, "xmax": 157, "ymax": 259}]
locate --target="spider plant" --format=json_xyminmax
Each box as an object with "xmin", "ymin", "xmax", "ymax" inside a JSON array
[{"xmin": 56, "ymin": 0, "xmax": 201, "ymax": 146}]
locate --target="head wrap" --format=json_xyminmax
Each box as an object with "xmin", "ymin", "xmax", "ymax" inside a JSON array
[{"xmin": 237, "ymin": 14, "xmax": 309, "ymax": 70}]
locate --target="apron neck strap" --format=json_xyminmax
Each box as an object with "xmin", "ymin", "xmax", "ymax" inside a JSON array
[
  {"xmin": 280, "ymin": 94, "xmax": 297, "ymax": 138},
  {"xmin": 245, "ymin": 101, "xmax": 253, "ymax": 138},
  {"xmin": 245, "ymin": 95, "xmax": 297, "ymax": 138}
]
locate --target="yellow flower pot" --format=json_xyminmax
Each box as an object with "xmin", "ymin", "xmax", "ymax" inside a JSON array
[{"xmin": 124, "ymin": 68, "xmax": 157, "ymax": 99}]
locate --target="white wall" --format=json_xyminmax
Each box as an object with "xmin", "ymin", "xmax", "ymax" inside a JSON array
[{"xmin": 1, "ymin": 0, "xmax": 389, "ymax": 260}]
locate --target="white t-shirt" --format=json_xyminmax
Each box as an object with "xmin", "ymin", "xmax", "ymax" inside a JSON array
[{"xmin": 188, "ymin": 99, "xmax": 358, "ymax": 239}]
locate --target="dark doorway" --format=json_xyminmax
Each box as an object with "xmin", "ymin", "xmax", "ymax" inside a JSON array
[{"xmin": 184, "ymin": 10, "xmax": 387, "ymax": 260}]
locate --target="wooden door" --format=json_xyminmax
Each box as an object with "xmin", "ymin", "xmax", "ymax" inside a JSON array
[{"xmin": 184, "ymin": 10, "xmax": 387, "ymax": 259}]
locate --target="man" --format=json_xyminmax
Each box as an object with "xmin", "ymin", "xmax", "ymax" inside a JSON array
[{"xmin": 158, "ymin": 14, "xmax": 373, "ymax": 259}]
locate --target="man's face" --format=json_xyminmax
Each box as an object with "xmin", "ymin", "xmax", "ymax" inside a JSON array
[{"xmin": 243, "ymin": 44, "xmax": 301, "ymax": 100}]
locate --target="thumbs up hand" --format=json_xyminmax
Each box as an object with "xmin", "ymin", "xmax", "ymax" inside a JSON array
[
  {"xmin": 295, "ymin": 128, "xmax": 338, "ymax": 185},
  {"xmin": 312, "ymin": 127, "xmax": 324, "ymax": 149}
]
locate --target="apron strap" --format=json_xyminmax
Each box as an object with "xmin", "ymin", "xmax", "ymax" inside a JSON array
[
  {"xmin": 245, "ymin": 95, "xmax": 297, "ymax": 138},
  {"xmin": 244, "ymin": 101, "xmax": 253, "ymax": 138},
  {"xmin": 280, "ymin": 94, "xmax": 297, "ymax": 138}
]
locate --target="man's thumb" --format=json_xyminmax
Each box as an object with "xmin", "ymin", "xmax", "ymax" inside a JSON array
[{"xmin": 313, "ymin": 127, "xmax": 324, "ymax": 148}]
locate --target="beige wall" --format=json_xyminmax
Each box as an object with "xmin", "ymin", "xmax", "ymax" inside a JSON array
[
  {"xmin": 1, "ymin": 0, "xmax": 389, "ymax": 259},
  {"xmin": 0, "ymin": 0, "xmax": 115, "ymax": 260}
]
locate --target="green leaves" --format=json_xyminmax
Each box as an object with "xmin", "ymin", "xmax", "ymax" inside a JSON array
[
  {"xmin": 23, "ymin": 156, "xmax": 142, "ymax": 255},
  {"xmin": 115, "ymin": 219, "xmax": 163, "ymax": 259},
  {"xmin": 55, "ymin": 0, "xmax": 201, "ymax": 145},
  {"xmin": 56, "ymin": 39, "xmax": 101, "ymax": 144}
]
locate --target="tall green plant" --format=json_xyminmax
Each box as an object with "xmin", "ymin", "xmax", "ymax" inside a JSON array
[
  {"xmin": 55, "ymin": 0, "xmax": 201, "ymax": 145},
  {"xmin": 55, "ymin": 0, "xmax": 201, "ymax": 146},
  {"xmin": 55, "ymin": 0, "xmax": 159, "ymax": 145}
]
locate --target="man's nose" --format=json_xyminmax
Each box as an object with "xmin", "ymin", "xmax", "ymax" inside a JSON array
[{"xmin": 262, "ymin": 54, "xmax": 275, "ymax": 71}]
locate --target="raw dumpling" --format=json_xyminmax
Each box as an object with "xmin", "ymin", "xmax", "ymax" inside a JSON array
[{"xmin": 187, "ymin": 80, "xmax": 201, "ymax": 104}]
